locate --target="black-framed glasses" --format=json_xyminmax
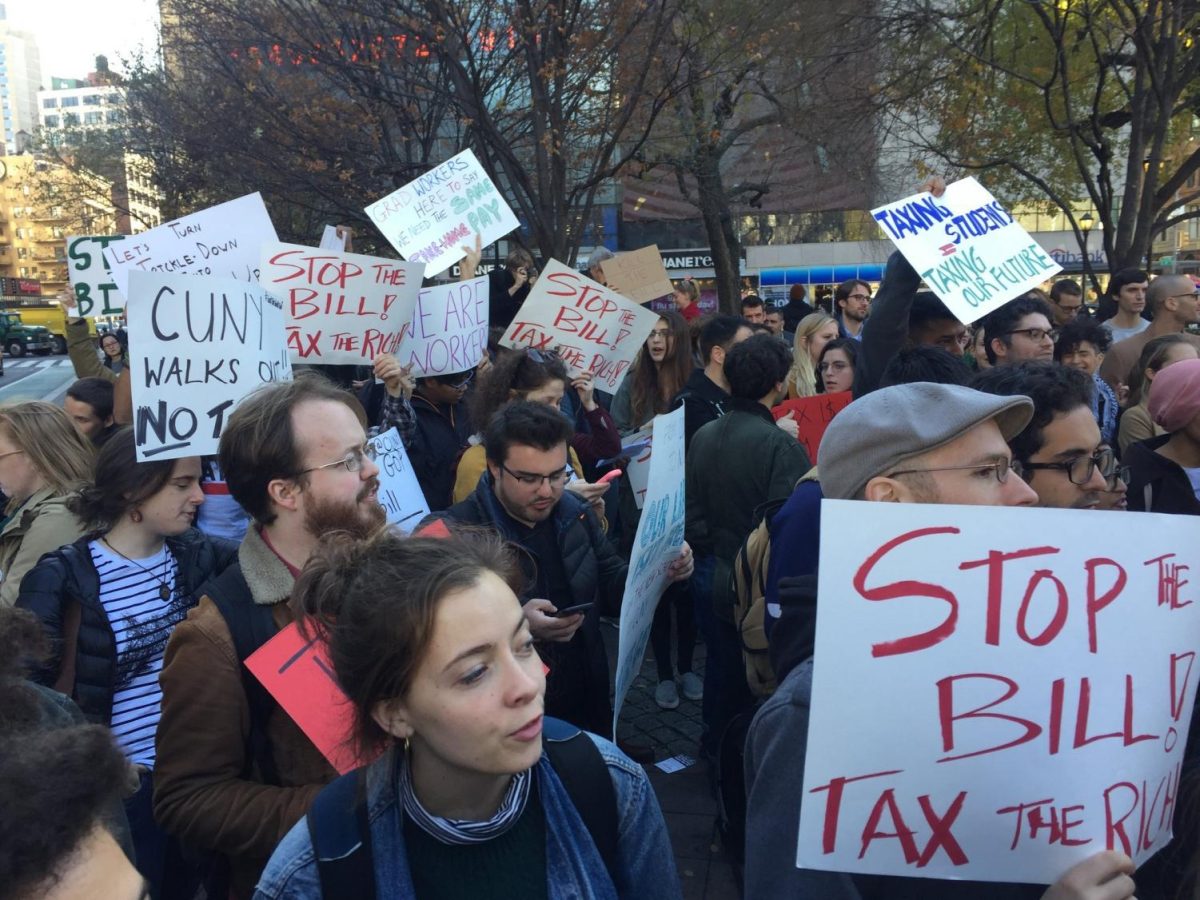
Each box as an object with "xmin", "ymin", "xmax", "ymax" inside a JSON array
[
  {"xmin": 1013, "ymin": 447, "xmax": 1114, "ymax": 486},
  {"xmin": 443, "ymin": 370, "xmax": 476, "ymax": 390},
  {"xmin": 1104, "ymin": 464, "xmax": 1131, "ymax": 492},
  {"xmin": 846, "ymin": 292, "xmax": 872, "ymax": 302},
  {"xmin": 1170, "ymin": 290, "xmax": 1200, "ymax": 300},
  {"xmin": 499, "ymin": 462, "xmax": 571, "ymax": 488},
  {"xmin": 298, "ymin": 443, "xmax": 377, "ymax": 476},
  {"xmin": 887, "ymin": 458, "xmax": 1015, "ymax": 484},
  {"xmin": 1006, "ymin": 327, "xmax": 1058, "ymax": 343}
]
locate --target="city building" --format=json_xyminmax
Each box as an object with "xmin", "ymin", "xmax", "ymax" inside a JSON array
[{"xmin": 0, "ymin": 4, "xmax": 42, "ymax": 154}]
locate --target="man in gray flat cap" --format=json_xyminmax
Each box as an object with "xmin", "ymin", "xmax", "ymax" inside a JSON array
[{"xmin": 743, "ymin": 382, "xmax": 1138, "ymax": 900}]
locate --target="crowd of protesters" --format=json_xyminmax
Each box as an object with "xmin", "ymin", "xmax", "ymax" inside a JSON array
[{"xmin": 2, "ymin": 174, "xmax": 1200, "ymax": 900}]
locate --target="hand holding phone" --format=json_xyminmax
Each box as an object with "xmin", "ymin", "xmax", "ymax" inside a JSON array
[{"xmin": 551, "ymin": 602, "xmax": 595, "ymax": 617}]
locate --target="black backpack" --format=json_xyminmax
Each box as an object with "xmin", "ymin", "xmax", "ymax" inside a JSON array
[{"xmin": 304, "ymin": 717, "xmax": 620, "ymax": 899}]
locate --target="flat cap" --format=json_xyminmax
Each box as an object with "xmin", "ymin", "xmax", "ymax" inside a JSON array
[{"xmin": 818, "ymin": 382, "xmax": 1033, "ymax": 500}]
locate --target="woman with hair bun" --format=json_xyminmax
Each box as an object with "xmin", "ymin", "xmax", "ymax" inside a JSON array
[
  {"xmin": 255, "ymin": 528, "xmax": 681, "ymax": 900},
  {"xmin": 16, "ymin": 426, "xmax": 235, "ymax": 898}
]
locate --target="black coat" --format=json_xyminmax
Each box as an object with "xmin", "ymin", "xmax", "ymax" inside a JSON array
[
  {"xmin": 1126, "ymin": 434, "xmax": 1200, "ymax": 515},
  {"xmin": 411, "ymin": 394, "xmax": 474, "ymax": 512},
  {"xmin": 17, "ymin": 528, "xmax": 237, "ymax": 725}
]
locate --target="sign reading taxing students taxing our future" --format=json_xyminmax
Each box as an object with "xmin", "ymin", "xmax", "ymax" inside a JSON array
[
  {"xmin": 103, "ymin": 192, "xmax": 279, "ymax": 299},
  {"xmin": 871, "ymin": 178, "xmax": 1061, "ymax": 325},
  {"xmin": 127, "ymin": 271, "xmax": 292, "ymax": 462},
  {"xmin": 66, "ymin": 235, "xmax": 126, "ymax": 317},
  {"xmin": 260, "ymin": 242, "xmax": 424, "ymax": 366},
  {"xmin": 501, "ymin": 259, "xmax": 661, "ymax": 392},
  {"xmin": 365, "ymin": 149, "xmax": 520, "ymax": 278},
  {"xmin": 799, "ymin": 501, "xmax": 1200, "ymax": 884}
]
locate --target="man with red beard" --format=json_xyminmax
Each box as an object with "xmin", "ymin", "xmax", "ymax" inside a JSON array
[{"xmin": 153, "ymin": 375, "xmax": 385, "ymax": 900}]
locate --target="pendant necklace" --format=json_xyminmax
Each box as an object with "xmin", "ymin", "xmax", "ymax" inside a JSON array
[{"xmin": 102, "ymin": 538, "xmax": 173, "ymax": 601}]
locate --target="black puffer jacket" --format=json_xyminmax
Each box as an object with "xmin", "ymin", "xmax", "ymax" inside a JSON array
[{"xmin": 16, "ymin": 528, "xmax": 237, "ymax": 725}]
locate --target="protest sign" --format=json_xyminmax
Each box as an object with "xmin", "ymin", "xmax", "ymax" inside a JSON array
[
  {"xmin": 798, "ymin": 501, "xmax": 1200, "ymax": 884},
  {"xmin": 367, "ymin": 427, "xmax": 430, "ymax": 529},
  {"xmin": 66, "ymin": 235, "xmax": 126, "ymax": 316},
  {"xmin": 318, "ymin": 224, "xmax": 349, "ymax": 251},
  {"xmin": 871, "ymin": 178, "xmax": 1061, "ymax": 324},
  {"xmin": 392, "ymin": 276, "xmax": 489, "ymax": 377},
  {"xmin": 602, "ymin": 245, "xmax": 675, "ymax": 305},
  {"xmin": 613, "ymin": 406, "xmax": 686, "ymax": 732},
  {"xmin": 103, "ymin": 193, "xmax": 279, "ymax": 298},
  {"xmin": 260, "ymin": 242, "xmax": 423, "ymax": 365},
  {"xmin": 623, "ymin": 428, "xmax": 655, "ymax": 510},
  {"xmin": 364, "ymin": 149, "xmax": 519, "ymax": 277},
  {"xmin": 772, "ymin": 391, "xmax": 852, "ymax": 463},
  {"xmin": 246, "ymin": 622, "xmax": 379, "ymax": 775},
  {"xmin": 127, "ymin": 271, "xmax": 292, "ymax": 461},
  {"xmin": 502, "ymin": 259, "xmax": 660, "ymax": 392}
]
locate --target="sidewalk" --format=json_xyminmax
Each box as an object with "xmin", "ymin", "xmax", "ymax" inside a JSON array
[{"xmin": 603, "ymin": 621, "xmax": 742, "ymax": 900}]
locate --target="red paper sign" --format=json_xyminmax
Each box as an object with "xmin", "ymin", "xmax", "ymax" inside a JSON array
[
  {"xmin": 772, "ymin": 391, "xmax": 853, "ymax": 463},
  {"xmin": 245, "ymin": 622, "xmax": 378, "ymax": 775}
]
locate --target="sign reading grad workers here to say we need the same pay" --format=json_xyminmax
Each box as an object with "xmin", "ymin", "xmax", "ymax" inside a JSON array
[
  {"xmin": 127, "ymin": 271, "xmax": 292, "ymax": 462},
  {"xmin": 799, "ymin": 501, "xmax": 1200, "ymax": 884},
  {"xmin": 501, "ymin": 259, "xmax": 660, "ymax": 393},
  {"xmin": 259, "ymin": 242, "xmax": 424, "ymax": 365},
  {"xmin": 364, "ymin": 149, "xmax": 520, "ymax": 278},
  {"xmin": 871, "ymin": 177, "xmax": 1061, "ymax": 324},
  {"xmin": 66, "ymin": 235, "xmax": 127, "ymax": 317}
]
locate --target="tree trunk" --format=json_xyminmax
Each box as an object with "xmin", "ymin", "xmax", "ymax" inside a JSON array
[{"xmin": 694, "ymin": 153, "xmax": 742, "ymax": 315}]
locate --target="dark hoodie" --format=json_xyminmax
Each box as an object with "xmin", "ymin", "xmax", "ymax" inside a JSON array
[
  {"xmin": 1126, "ymin": 433, "xmax": 1200, "ymax": 515},
  {"xmin": 671, "ymin": 367, "xmax": 730, "ymax": 451}
]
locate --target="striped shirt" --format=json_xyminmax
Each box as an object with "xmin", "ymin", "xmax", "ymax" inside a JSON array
[{"xmin": 90, "ymin": 540, "xmax": 184, "ymax": 768}]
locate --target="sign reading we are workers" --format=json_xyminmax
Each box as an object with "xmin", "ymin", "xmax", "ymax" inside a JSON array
[
  {"xmin": 871, "ymin": 177, "xmax": 1060, "ymax": 325},
  {"xmin": 799, "ymin": 501, "xmax": 1200, "ymax": 884}
]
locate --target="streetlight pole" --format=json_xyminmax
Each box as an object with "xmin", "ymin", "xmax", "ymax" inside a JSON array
[{"xmin": 1079, "ymin": 211, "xmax": 1095, "ymax": 308}]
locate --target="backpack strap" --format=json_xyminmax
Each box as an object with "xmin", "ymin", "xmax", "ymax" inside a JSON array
[
  {"xmin": 206, "ymin": 564, "xmax": 282, "ymax": 786},
  {"xmin": 542, "ymin": 717, "xmax": 620, "ymax": 886},
  {"xmin": 307, "ymin": 770, "xmax": 375, "ymax": 900}
]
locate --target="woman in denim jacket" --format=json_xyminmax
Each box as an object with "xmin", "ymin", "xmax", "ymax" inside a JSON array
[{"xmin": 254, "ymin": 529, "xmax": 681, "ymax": 900}]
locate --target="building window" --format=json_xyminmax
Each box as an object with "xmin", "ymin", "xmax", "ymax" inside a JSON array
[
  {"xmin": 41, "ymin": 98, "xmax": 56, "ymax": 109},
  {"xmin": 43, "ymin": 115, "xmax": 58, "ymax": 128},
  {"xmin": 83, "ymin": 94, "xmax": 101, "ymax": 106},
  {"xmin": 50, "ymin": 227, "xmax": 64, "ymax": 239},
  {"xmin": 16, "ymin": 247, "xmax": 26, "ymax": 259},
  {"xmin": 61, "ymin": 96, "xmax": 79, "ymax": 107},
  {"xmin": 18, "ymin": 267, "xmax": 27, "ymax": 277},
  {"xmin": 106, "ymin": 110, "xmax": 124, "ymax": 125},
  {"xmin": 63, "ymin": 112, "xmax": 78, "ymax": 126},
  {"xmin": 83, "ymin": 111, "xmax": 102, "ymax": 125},
  {"xmin": 15, "ymin": 227, "xmax": 24, "ymax": 239}
]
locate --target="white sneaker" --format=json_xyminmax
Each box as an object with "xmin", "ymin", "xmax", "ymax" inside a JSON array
[
  {"xmin": 679, "ymin": 671, "xmax": 703, "ymax": 701},
  {"xmin": 655, "ymin": 679, "xmax": 680, "ymax": 710}
]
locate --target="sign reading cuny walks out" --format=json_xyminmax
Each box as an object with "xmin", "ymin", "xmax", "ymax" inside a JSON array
[
  {"xmin": 871, "ymin": 178, "xmax": 1061, "ymax": 324},
  {"xmin": 613, "ymin": 405, "xmax": 685, "ymax": 734},
  {"xmin": 364, "ymin": 149, "xmax": 519, "ymax": 278},
  {"xmin": 103, "ymin": 193, "xmax": 279, "ymax": 299},
  {"xmin": 393, "ymin": 276, "xmax": 490, "ymax": 377},
  {"xmin": 799, "ymin": 501, "xmax": 1200, "ymax": 884},
  {"xmin": 66, "ymin": 235, "xmax": 126, "ymax": 316},
  {"xmin": 127, "ymin": 271, "xmax": 292, "ymax": 461},
  {"xmin": 501, "ymin": 259, "xmax": 660, "ymax": 392},
  {"xmin": 260, "ymin": 242, "xmax": 423, "ymax": 365}
]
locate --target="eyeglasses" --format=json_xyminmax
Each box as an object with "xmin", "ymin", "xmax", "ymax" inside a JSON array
[
  {"xmin": 443, "ymin": 370, "xmax": 476, "ymax": 390},
  {"xmin": 1170, "ymin": 290, "xmax": 1200, "ymax": 300},
  {"xmin": 1104, "ymin": 464, "xmax": 1131, "ymax": 492},
  {"xmin": 887, "ymin": 458, "xmax": 1015, "ymax": 484},
  {"xmin": 298, "ymin": 443, "xmax": 377, "ymax": 476},
  {"xmin": 846, "ymin": 293, "xmax": 872, "ymax": 302},
  {"xmin": 1006, "ymin": 327, "xmax": 1057, "ymax": 343},
  {"xmin": 500, "ymin": 462, "xmax": 570, "ymax": 488},
  {"xmin": 648, "ymin": 329, "xmax": 671, "ymax": 339},
  {"xmin": 1013, "ymin": 447, "xmax": 1114, "ymax": 486}
]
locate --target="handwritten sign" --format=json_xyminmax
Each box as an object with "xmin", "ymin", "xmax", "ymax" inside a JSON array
[
  {"xmin": 364, "ymin": 149, "xmax": 519, "ymax": 277},
  {"xmin": 393, "ymin": 276, "xmax": 489, "ymax": 377},
  {"xmin": 603, "ymin": 245, "xmax": 674, "ymax": 305},
  {"xmin": 799, "ymin": 501, "xmax": 1200, "ymax": 883},
  {"xmin": 623, "ymin": 427, "xmax": 655, "ymax": 510},
  {"xmin": 103, "ymin": 193, "xmax": 279, "ymax": 299},
  {"xmin": 246, "ymin": 622, "xmax": 378, "ymax": 775},
  {"xmin": 318, "ymin": 225, "xmax": 348, "ymax": 251},
  {"xmin": 502, "ymin": 259, "xmax": 660, "ymax": 392},
  {"xmin": 613, "ymin": 406, "xmax": 686, "ymax": 732},
  {"xmin": 871, "ymin": 178, "xmax": 1061, "ymax": 324},
  {"xmin": 772, "ymin": 391, "xmax": 852, "ymax": 463},
  {"xmin": 66, "ymin": 235, "xmax": 126, "ymax": 316},
  {"xmin": 368, "ymin": 427, "xmax": 430, "ymax": 529},
  {"xmin": 127, "ymin": 271, "xmax": 292, "ymax": 461},
  {"xmin": 260, "ymin": 242, "xmax": 423, "ymax": 365}
]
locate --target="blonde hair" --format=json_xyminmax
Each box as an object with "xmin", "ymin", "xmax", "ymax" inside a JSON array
[
  {"xmin": 785, "ymin": 312, "xmax": 836, "ymax": 398},
  {"xmin": 0, "ymin": 401, "xmax": 94, "ymax": 500}
]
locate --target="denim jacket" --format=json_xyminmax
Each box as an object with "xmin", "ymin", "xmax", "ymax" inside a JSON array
[{"xmin": 254, "ymin": 733, "xmax": 682, "ymax": 900}]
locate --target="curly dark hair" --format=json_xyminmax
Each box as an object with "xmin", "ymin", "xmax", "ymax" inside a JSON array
[
  {"xmin": 972, "ymin": 361, "xmax": 1093, "ymax": 464},
  {"xmin": 726, "ymin": 333, "xmax": 792, "ymax": 400},
  {"xmin": 468, "ymin": 348, "xmax": 569, "ymax": 433},
  {"xmin": 880, "ymin": 346, "xmax": 972, "ymax": 388},
  {"xmin": 979, "ymin": 296, "xmax": 1056, "ymax": 364},
  {"xmin": 1054, "ymin": 317, "xmax": 1111, "ymax": 360}
]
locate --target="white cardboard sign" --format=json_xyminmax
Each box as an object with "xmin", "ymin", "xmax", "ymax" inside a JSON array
[
  {"xmin": 318, "ymin": 225, "xmax": 349, "ymax": 251},
  {"xmin": 364, "ymin": 149, "xmax": 519, "ymax": 278},
  {"xmin": 870, "ymin": 178, "xmax": 1061, "ymax": 324},
  {"xmin": 66, "ymin": 235, "xmax": 126, "ymax": 316},
  {"xmin": 127, "ymin": 271, "xmax": 292, "ymax": 461},
  {"xmin": 260, "ymin": 242, "xmax": 424, "ymax": 365},
  {"xmin": 367, "ymin": 427, "xmax": 430, "ymax": 529},
  {"xmin": 501, "ymin": 259, "xmax": 660, "ymax": 393},
  {"xmin": 799, "ymin": 500, "xmax": 1200, "ymax": 884},
  {"xmin": 393, "ymin": 276, "xmax": 490, "ymax": 377},
  {"xmin": 612, "ymin": 406, "xmax": 686, "ymax": 733},
  {"xmin": 103, "ymin": 193, "xmax": 279, "ymax": 298}
]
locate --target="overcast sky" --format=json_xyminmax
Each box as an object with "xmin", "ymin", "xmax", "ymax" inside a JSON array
[{"xmin": 7, "ymin": 0, "xmax": 160, "ymax": 83}]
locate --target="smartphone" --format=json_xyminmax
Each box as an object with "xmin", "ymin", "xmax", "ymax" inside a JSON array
[
  {"xmin": 552, "ymin": 602, "xmax": 595, "ymax": 617},
  {"xmin": 597, "ymin": 469, "xmax": 623, "ymax": 485}
]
